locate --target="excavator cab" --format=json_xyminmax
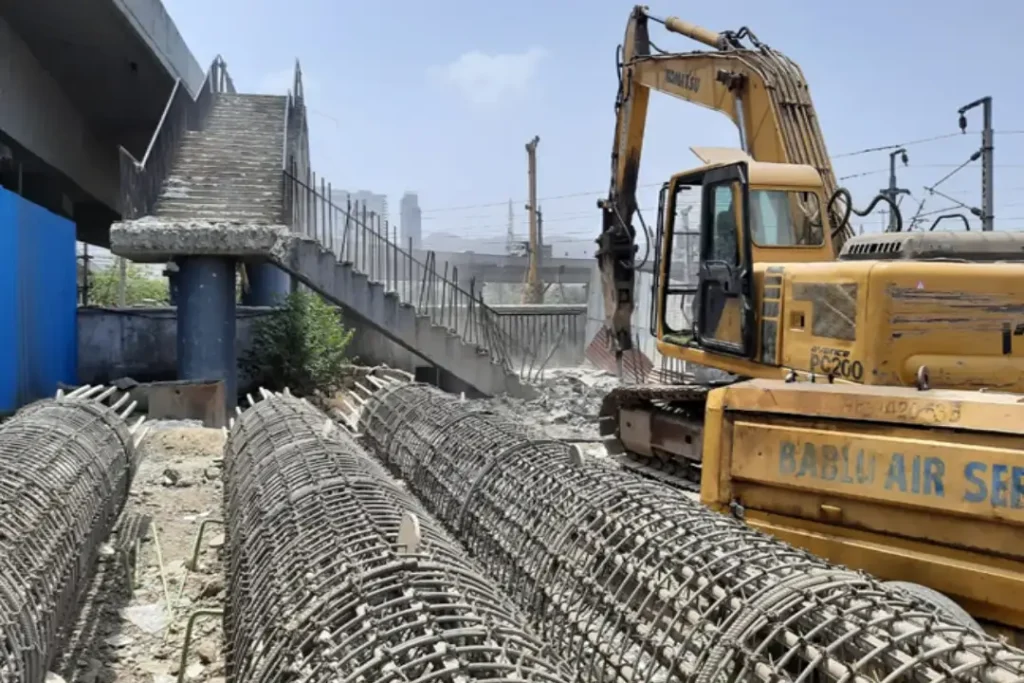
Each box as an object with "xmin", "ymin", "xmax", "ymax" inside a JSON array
[{"xmin": 654, "ymin": 154, "xmax": 834, "ymax": 370}]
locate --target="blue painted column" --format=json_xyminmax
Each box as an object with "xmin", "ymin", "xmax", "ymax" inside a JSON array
[
  {"xmin": 176, "ymin": 257, "xmax": 237, "ymax": 414},
  {"xmin": 243, "ymin": 261, "xmax": 291, "ymax": 306}
]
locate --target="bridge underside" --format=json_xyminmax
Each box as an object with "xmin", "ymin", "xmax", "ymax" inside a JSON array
[{"xmin": 0, "ymin": 0, "xmax": 184, "ymax": 244}]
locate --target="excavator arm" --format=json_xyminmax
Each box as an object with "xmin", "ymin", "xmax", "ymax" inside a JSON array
[{"xmin": 597, "ymin": 6, "xmax": 847, "ymax": 355}]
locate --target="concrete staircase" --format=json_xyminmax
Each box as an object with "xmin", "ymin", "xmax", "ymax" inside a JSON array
[
  {"xmin": 155, "ymin": 94, "xmax": 286, "ymax": 223},
  {"xmin": 117, "ymin": 92, "xmax": 532, "ymax": 398},
  {"xmin": 277, "ymin": 238, "xmax": 536, "ymax": 398}
]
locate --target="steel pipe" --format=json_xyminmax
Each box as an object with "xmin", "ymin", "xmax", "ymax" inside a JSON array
[
  {"xmin": 360, "ymin": 382, "xmax": 1024, "ymax": 683},
  {"xmin": 0, "ymin": 387, "xmax": 142, "ymax": 683},
  {"xmin": 223, "ymin": 393, "xmax": 575, "ymax": 683}
]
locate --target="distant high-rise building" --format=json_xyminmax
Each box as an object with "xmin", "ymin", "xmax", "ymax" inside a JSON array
[
  {"xmin": 400, "ymin": 192, "xmax": 422, "ymax": 248},
  {"xmin": 331, "ymin": 189, "xmax": 388, "ymax": 224}
]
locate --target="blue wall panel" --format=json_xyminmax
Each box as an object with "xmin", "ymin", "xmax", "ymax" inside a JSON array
[{"xmin": 0, "ymin": 187, "xmax": 77, "ymax": 413}]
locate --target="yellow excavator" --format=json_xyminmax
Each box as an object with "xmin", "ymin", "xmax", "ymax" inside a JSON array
[{"xmin": 597, "ymin": 6, "xmax": 1024, "ymax": 637}]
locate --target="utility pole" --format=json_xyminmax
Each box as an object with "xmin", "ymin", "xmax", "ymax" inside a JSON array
[
  {"xmin": 523, "ymin": 135, "xmax": 542, "ymax": 304},
  {"xmin": 958, "ymin": 96, "xmax": 994, "ymax": 231},
  {"xmin": 117, "ymin": 257, "xmax": 127, "ymax": 307},
  {"xmin": 537, "ymin": 206, "xmax": 544, "ymax": 276},
  {"xmin": 505, "ymin": 199, "xmax": 515, "ymax": 255},
  {"xmin": 880, "ymin": 148, "xmax": 909, "ymax": 232}
]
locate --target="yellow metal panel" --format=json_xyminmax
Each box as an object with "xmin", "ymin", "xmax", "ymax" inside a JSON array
[
  {"xmin": 744, "ymin": 510, "xmax": 1024, "ymax": 629},
  {"xmin": 734, "ymin": 481, "xmax": 1024, "ymax": 558},
  {"xmin": 700, "ymin": 388, "xmax": 731, "ymax": 507},
  {"xmin": 730, "ymin": 420, "xmax": 1024, "ymax": 523},
  {"xmin": 865, "ymin": 261, "xmax": 1024, "ymax": 391},
  {"xmin": 715, "ymin": 378, "xmax": 1024, "ymax": 435}
]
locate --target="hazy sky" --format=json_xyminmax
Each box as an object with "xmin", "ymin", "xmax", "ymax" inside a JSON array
[{"xmin": 163, "ymin": 0, "xmax": 1024, "ymax": 253}]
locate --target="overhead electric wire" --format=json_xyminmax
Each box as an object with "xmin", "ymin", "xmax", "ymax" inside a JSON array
[
  {"xmin": 832, "ymin": 129, "xmax": 1024, "ymax": 159},
  {"xmin": 419, "ymin": 130, "xmax": 1024, "ymax": 216}
]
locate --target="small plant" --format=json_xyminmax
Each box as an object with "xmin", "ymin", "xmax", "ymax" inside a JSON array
[
  {"xmin": 88, "ymin": 262, "xmax": 169, "ymax": 305},
  {"xmin": 241, "ymin": 289, "xmax": 355, "ymax": 400}
]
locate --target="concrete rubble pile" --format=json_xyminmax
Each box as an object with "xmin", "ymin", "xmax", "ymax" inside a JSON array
[
  {"xmin": 222, "ymin": 391, "xmax": 577, "ymax": 683},
  {"xmin": 0, "ymin": 386, "xmax": 145, "ymax": 683},
  {"xmin": 485, "ymin": 366, "xmax": 619, "ymax": 440},
  {"xmin": 360, "ymin": 381, "xmax": 1024, "ymax": 683}
]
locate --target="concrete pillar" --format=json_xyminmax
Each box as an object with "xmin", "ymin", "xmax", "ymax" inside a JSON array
[
  {"xmin": 176, "ymin": 256, "xmax": 237, "ymax": 414},
  {"xmin": 243, "ymin": 261, "xmax": 291, "ymax": 306}
]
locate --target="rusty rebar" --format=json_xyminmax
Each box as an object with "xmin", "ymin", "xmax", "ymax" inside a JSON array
[
  {"xmin": 223, "ymin": 392, "xmax": 576, "ymax": 683},
  {"xmin": 360, "ymin": 382, "xmax": 1024, "ymax": 683},
  {"xmin": 0, "ymin": 386, "xmax": 143, "ymax": 683}
]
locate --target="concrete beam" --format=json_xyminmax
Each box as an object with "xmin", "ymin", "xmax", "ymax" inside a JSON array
[
  {"xmin": 0, "ymin": 15, "xmax": 119, "ymax": 209},
  {"xmin": 111, "ymin": 0, "xmax": 205, "ymax": 97}
]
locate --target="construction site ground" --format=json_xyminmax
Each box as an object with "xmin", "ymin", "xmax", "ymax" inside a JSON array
[
  {"xmin": 51, "ymin": 363, "xmax": 696, "ymax": 682},
  {"xmin": 57, "ymin": 423, "xmax": 228, "ymax": 683}
]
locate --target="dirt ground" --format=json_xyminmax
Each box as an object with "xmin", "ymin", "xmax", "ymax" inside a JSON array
[{"xmin": 56, "ymin": 424, "xmax": 229, "ymax": 683}]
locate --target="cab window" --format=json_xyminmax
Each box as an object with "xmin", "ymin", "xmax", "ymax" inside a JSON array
[
  {"xmin": 709, "ymin": 184, "xmax": 739, "ymax": 263},
  {"xmin": 749, "ymin": 189, "xmax": 824, "ymax": 246}
]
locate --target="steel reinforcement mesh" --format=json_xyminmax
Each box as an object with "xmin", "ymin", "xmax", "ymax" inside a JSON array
[
  {"xmin": 223, "ymin": 392, "xmax": 576, "ymax": 683},
  {"xmin": 0, "ymin": 386, "xmax": 140, "ymax": 683},
  {"xmin": 360, "ymin": 382, "xmax": 1024, "ymax": 683}
]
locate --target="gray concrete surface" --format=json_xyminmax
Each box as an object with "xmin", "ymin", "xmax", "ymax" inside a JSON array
[
  {"xmin": 77, "ymin": 305, "xmax": 477, "ymax": 395},
  {"xmin": 0, "ymin": 0, "xmax": 207, "ymax": 248},
  {"xmin": 0, "ymin": 14, "xmax": 119, "ymax": 210},
  {"xmin": 414, "ymin": 248, "xmax": 594, "ymax": 285},
  {"xmin": 279, "ymin": 237, "xmax": 536, "ymax": 399},
  {"xmin": 112, "ymin": 0, "xmax": 205, "ymax": 96},
  {"xmin": 78, "ymin": 306, "xmax": 269, "ymax": 387},
  {"xmin": 110, "ymin": 93, "xmax": 535, "ymax": 398}
]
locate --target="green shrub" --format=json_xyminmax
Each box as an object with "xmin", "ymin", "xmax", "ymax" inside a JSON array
[
  {"xmin": 241, "ymin": 289, "xmax": 355, "ymax": 400},
  {"xmin": 88, "ymin": 262, "xmax": 169, "ymax": 305}
]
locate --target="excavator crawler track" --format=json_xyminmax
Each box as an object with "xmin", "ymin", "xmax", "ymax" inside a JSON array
[{"xmin": 599, "ymin": 382, "xmax": 734, "ymax": 493}]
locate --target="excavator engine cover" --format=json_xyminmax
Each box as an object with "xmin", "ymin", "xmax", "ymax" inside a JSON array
[
  {"xmin": 839, "ymin": 230, "xmax": 1024, "ymax": 262},
  {"xmin": 701, "ymin": 378, "xmax": 1024, "ymax": 630}
]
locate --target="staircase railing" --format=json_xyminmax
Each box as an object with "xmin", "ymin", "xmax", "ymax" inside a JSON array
[
  {"xmin": 282, "ymin": 167, "xmax": 543, "ymax": 374},
  {"xmin": 277, "ymin": 60, "xmax": 553, "ymax": 378},
  {"xmin": 118, "ymin": 55, "xmax": 235, "ymax": 220}
]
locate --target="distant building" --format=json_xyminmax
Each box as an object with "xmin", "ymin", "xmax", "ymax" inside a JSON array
[
  {"xmin": 331, "ymin": 189, "xmax": 389, "ymax": 224},
  {"xmin": 400, "ymin": 192, "xmax": 422, "ymax": 248}
]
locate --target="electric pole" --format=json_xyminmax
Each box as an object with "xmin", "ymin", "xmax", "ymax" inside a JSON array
[
  {"xmin": 537, "ymin": 206, "xmax": 544, "ymax": 276},
  {"xmin": 880, "ymin": 148, "xmax": 909, "ymax": 232},
  {"xmin": 523, "ymin": 135, "xmax": 542, "ymax": 304},
  {"xmin": 505, "ymin": 198, "xmax": 515, "ymax": 255},
  {"xmin": 958, "ymin": 96, "xmax": 994, "ymax": 231}
]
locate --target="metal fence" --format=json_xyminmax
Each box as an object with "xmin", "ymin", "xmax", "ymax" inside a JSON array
[
  {"xmin": 0, "ymin": 188, "xmax": 78, "ymax": 412},
  {"xmin": 277, "ymin": 61, "xmax": 587, "ymax": 382},
  {"xmin": 490, "ymin": 305, "xmax": 587, "ymax": 379},
  {"xmin": 281, "ymin": 164, "xmax": 585, "ymax": 379}
]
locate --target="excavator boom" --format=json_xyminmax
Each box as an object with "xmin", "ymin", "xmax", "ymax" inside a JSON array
[{"xmin": 597, "ymin": 6, "xmax": 845, "ymax": 354}]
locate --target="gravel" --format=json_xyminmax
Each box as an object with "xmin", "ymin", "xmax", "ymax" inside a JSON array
[{"xmin": 484, "ymin": 365, "xmax": 621, "ymax": 455}]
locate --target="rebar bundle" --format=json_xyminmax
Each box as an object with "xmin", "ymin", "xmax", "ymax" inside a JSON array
[
  {"xmin": 0, "ymin": 385, "xmax": 143, "ymax": 683},
  {"xmin": 223, "ymin": 391, "xmax": 576, "ymax": 683},
  {"xmin": 360, "ymin": 382, "xmax": 1024, "ymax": 683}
]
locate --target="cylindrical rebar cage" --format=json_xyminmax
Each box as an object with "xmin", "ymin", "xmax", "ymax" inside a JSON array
[
  {"xmin": 0, "ymin": 389, "xmax": 138, "ymax": 682},
  {"xmin": 360, "ymin": 382, "xmax": 1024, "ymax": 683},
  {"xmin": 223, "ymin": 393, "xmax": 576, "ymax": 683}
]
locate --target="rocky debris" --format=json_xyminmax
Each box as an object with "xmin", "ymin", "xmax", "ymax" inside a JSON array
[
  {"xmin": 57, "ymin": 420, "xmax": 227, "ymax": 682},
  {"xmin": 485, "ymin": 365, "xmax": 620, "ymax": 444}
]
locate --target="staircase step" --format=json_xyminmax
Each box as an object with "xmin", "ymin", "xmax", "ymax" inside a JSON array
[{"xmin": 153, "ymin": 206, "xmax": 281, "ymax": 221}]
